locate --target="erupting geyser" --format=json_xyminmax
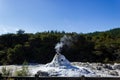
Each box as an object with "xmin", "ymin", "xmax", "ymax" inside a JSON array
[
  {"xmin": 35, "ymin": 35, "xmax": 97, "ymax": 77},
  {"xmin": 46, "ymin": 35, "xmax": 78, "ymax": 68}
]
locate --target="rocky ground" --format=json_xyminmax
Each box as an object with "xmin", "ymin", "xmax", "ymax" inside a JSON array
[
  {"xmin": 72, "ymin": 62, "xmax": 120, "ymax": 77},
  {"xmin": 0, "ymin": 62, "xmax": 120, "ymax": 77},
  {"xmin": 0, "ymin": 53, "xmax": 120, "ymax": 77}
]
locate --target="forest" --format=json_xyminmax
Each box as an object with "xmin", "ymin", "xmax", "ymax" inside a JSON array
[{"xmin": 0, "ymin": 28, "xmax": 120, "ymax": 65}]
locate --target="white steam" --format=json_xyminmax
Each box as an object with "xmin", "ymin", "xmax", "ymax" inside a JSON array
[{"xmin": 55, "ymin": 35, "xmax": 73, "ymax": 54}]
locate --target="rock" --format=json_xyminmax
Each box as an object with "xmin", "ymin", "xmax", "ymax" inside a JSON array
[
  {"xmin": 113, "ymin": 64, "xmax": 120, "ymax": 70},
  {"xmin": 96, "ymin": 66, "xmax": 102, "ymax": 70},
  {"xmin": 103, "ymin": 64, "xmax": 113, "ymax": 70},
  {"xmin": 109, "ymin": 71, "xmax": 119, "ymax": 76},
  {"xmin": 35, "ymin": 70, "xmax": 49, "ymax": 77}
]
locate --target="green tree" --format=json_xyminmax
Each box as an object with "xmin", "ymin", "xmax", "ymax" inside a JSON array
[{"xmin": 16, "ymin": 29, "xmax": 25, "ymax": 34}]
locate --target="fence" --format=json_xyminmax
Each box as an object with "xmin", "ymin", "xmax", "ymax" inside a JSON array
[{"xmin": 0, "ymin": 77, "xmax": 120, "ymax": 80}]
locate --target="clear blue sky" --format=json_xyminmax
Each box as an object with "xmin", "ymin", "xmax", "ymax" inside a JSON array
[{"xmin": 0, "ymin": 0, "xmax": 120, "ymax": 34}]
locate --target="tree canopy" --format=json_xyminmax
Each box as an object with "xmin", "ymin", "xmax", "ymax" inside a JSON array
[{"xmin": 0, "ymin": 28, "xmax": 120, "ymax": 64}]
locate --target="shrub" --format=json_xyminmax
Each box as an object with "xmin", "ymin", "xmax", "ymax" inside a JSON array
[
  {"xmin": 1, "ymin": 67, "xmax": 13, "ymax": 77},
  {"xmin": 14, "ymin": 61, "xmax": 31, "ymax": 76}
]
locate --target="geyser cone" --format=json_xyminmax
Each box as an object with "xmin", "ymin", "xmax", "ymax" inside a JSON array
[{"xmin": 46, "ymin": 53, "xmax": 75, "ymax": 68}]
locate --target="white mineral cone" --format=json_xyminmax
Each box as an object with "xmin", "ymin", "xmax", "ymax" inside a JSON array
[{"xmin": 46, "ymin": 53, "xmax": 78, "ymax": 69}]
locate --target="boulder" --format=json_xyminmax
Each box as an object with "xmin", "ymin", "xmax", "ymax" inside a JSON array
[
  {"xmin": 103, "ymin": 64, "xmax": 113, "ymax": 70},
  {"xmin": 35, "ymin": 70, "xmax": 49, "ymax": 77},
  {"xmin": 113, "ymin": 64, "xmax": 120, "ymax": 70},
  {"xmin": 109, "ymin": 71, "xmax": 119, "ymax": 76}
]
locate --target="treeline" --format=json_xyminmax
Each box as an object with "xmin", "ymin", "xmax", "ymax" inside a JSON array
[{"xmin": 0, "ymin": 28, "xmax": 120, "ymax": 65}]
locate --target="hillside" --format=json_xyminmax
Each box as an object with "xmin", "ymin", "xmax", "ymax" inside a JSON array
[{"xmin": 0, "ymin": 28, "xmax": 120, "ymax": 65}]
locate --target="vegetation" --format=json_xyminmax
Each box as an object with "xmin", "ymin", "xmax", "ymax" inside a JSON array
[
  {"xmin": 0, "ymin": 28, "xmax": 120, "ymax": 64},
  {"xmin": 1, "ymin": 67, "xmax": 12, "ymax": 77},
  {"xmin": 0, "ymin": 61, "xmax": 30, "ymax": 77},
  {"xmin": 14, "ymin": 61, "xmax": 30, "ymax": 76}
]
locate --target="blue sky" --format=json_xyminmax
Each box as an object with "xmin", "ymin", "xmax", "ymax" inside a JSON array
[{"xmin": 0, "ymin": 0, "xmax": 120, "ymax": 34}]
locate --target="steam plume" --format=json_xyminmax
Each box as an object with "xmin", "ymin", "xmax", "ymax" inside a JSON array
[{"xmin": 55, "ymin": 35, "xmax": 73, "ymax": 54}]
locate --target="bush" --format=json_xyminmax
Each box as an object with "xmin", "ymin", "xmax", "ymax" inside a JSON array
[
  {"xmin": 14, "ymin": 61, "xmax": 31, "ymax": 76},
  {"xmin": 1, "ymin": 67, "xmax": 13, "ymax": 77}
]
